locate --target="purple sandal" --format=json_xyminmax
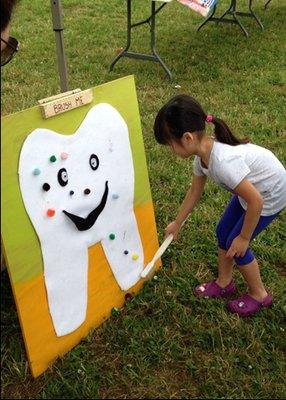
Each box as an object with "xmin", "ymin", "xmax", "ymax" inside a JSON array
[
  {"xmin": 227, "ymin": 293, "xmax": 273, "ymax": 317},
  {"xmin": 194, "ymin": 279, "xmax": 236, "ymax": 298}
]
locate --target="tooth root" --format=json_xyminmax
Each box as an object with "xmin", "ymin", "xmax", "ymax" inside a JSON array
[
  {"xmin": 101, "ymin": 213, "xmax": 143, "ymax": 291},
  {"xmin": 42, "ymin": 243, "xmax": 88, "ymax": 336}
]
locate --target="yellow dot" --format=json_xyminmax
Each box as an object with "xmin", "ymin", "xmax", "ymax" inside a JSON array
[{"xmin": 132, "ymin": 254, "xmax": 139, "ymax": 261}]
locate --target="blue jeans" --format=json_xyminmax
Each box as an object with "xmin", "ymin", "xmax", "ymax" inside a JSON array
[{"xmin": 216, "ymin": 195, "xmax": 280, "ymax": 266}]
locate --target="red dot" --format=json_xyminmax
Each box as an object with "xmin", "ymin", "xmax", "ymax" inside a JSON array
[
  {"xmin": 125, "ymin": 293, "xmax": 133, "ymax": 301},
  {"xmin": 47, "ymin": 209, "xmax": 56, "ymax": 217}
]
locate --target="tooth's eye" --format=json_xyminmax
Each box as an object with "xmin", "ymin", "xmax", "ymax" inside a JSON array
[
  {"xmin": 89, "ymin": 154, "xmax": 99, "ymax": 171},
  {"xmin": 58, "ymin": 168, "xmax": 68, "ymax": 187}
]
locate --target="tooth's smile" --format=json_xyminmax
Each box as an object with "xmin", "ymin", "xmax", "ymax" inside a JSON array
[{"xmin": 63, "ymin": 181, "xmax": 109, "ymax": 231}]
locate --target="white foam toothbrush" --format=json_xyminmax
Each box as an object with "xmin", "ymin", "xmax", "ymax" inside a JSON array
[
  {"xmin": 141, "ymin": 218, "xmax": 188, "ymax": 280},
  {"xmin": 140, "ymin": 234, "xmax": 174, "ymax": 280}
]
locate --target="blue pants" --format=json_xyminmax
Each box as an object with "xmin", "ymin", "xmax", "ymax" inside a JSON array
[{"xmin": 216, "ymin": 195, "xmax": 279, "ymax": 266}]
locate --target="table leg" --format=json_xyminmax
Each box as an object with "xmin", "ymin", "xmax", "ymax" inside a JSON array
[
  {"xmin": 264, "ymin": 0, "xmax": 272, "ymax": 9},
  {"xmin": 198, "ymin": 0, "xmax": 264, "ymax": 37},
  {"xmin": 150, "ymin": 1, "xmax": 172, "ymax": 80},
  {"xmin": 197, "ymin": 5, "xmax": 217, "ymax": 32},
  {"xmin": 109, "ymin": 0, "xmax": 172, "ymax": 79},
  {"xmin": 248, "ymin": 0, "xmax": 264, "ymax": 29}
]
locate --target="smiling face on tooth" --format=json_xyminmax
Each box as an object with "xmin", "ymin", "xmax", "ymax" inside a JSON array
[
  {"xmin": 18, "ymin": 103, "xmax": 144, "ymax": 337},
  {"xmin": 35, "ymin": 149, "xmax": 110, "ymax": 237}
]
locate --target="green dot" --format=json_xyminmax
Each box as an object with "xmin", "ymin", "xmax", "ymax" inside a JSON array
[
  {"xmin": 50, "ymin": 155, "xmax": 57, "ymax": 162},
  {"xmin": 109, "ymin": 233, "xmax": 115, "ymax": 240},
  {"xmin": 111, "ymin": 307, "xmax": 119, "ymax": 316}
]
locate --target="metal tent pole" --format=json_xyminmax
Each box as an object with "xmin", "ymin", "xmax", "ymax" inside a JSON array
[{"xmin": 50, "ymin": 0, "xmax": 69, "ymax": 92}]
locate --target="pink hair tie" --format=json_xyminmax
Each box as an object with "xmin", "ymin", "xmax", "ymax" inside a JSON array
[{"xmin": 205, "ymin": 114, "xmax": 214, "ymax": 123}]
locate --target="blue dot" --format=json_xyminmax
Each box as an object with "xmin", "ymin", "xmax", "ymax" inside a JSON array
[
  {"xmin": 112, "ymin": 193, "xmax": 119, "ymax": 200},
  {"xmin": 33, "ymin": 168, "xmax": 41, "ymax": 176}
]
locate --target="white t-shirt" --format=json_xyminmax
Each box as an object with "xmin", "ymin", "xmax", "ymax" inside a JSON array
[{"xmin": 193, "ymin": 141, "xmax": 286, "ymax": 216}]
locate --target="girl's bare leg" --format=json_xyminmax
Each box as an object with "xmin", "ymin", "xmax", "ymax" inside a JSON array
[
  {"xmin": 215, "ymin": 248, "xmax": 234, "ymax": 287},
  {"xmin": 237, "ymin": 258, "xmax": 268, "ymax": 301}
]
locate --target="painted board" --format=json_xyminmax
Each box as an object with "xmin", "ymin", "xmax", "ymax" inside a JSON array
[{"xmin": 1, "ymin": 75, "xmax": 160, "ymax": 377}]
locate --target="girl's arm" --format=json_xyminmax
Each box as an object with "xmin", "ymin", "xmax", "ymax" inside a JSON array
[
  {"xmin": 165, "ymin": 174, "xmax": 207, "ymax": 239},
  {"xmin": 176, "ymin": 174, "xmax": 207, "ymax": 225},
  {"xmin": 226, "ymin": 178, "xmax": 263, "ymax": 259}
]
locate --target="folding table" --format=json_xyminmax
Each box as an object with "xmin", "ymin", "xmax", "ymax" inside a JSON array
[
  {"xmin": 198, "ymin": 0, "xmax": 263, "ymax": 37},
  {"xmin": 109, "ymin": 0, "xmax": 265, "ymax": 80},
  {"xmin": 109, "ymin": 0, "xmax": 173, "ymax": 79}
]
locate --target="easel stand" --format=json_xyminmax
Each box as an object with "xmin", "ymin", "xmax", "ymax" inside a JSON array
[
  {"xmin": 198, "ymin": 0, "xmax": 263, "ymax": 37},
  {"xmin": 109, "ymin": 0, "xmax": 172, "ymax": 80},
  {"xmin": 50, "ymin": 0, "xmax": 69, "ymax": 92}
]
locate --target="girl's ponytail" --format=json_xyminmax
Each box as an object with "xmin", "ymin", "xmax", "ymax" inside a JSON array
[
  {"xmin": 154, "ymin": 95, "xmax": 250, "ymax": 146},
  {"xmin": 207, "ymin": 115, "xmax": 249, "ymax": 146}
]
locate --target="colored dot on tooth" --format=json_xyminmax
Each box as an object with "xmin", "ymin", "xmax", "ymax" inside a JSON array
[
  {"xmin": 61, "ymin": 152, "xmax": 69, "ymax": 160},
  {"xmin": 50, "ymin": 155, "xmax": 57, "ymax": 162},
  {"xmin": 47, "ymin": 208, "xmax": 55, "ymax": 217},
  {"xmin": 112, "ymin": 194, "xmax": 119, "ymax": 199},
  {"xmin": 42, "ymin": 183, "xmax": 50, "ymax": 191},
  {"xmin": 124, "ymin": 250, "xmax": 129, "ymax": 255},
  {"xmin": 132, "ymin": 254, "xmax": 139, "ymax": 261},
  {"xmin": 33, "ymin": 168, "xmax": 41, "ymax": 175},
  {"xmin": 109, "ymin": 233, "xmax": 115, "ymax": 240}
]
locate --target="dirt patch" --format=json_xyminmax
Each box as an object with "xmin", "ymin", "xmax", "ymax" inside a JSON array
[
  {"xmin": 274, "ymin": 259, "xmax": 286, "ymax": 276},
  {"xmin": 1, "ymin": 376, "xmax": 46, "ymax": 400}
]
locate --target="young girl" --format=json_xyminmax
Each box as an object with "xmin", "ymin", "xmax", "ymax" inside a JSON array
[{"xmin": 154, "ymin": 94, "xmax": 286, "ymax": 317}]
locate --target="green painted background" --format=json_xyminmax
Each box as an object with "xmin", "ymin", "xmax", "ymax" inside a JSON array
[{"xmin": 1, "ymin": 76, "xmax": 152, "ymax": 284}]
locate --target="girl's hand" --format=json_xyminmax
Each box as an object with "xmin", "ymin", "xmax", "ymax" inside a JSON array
[
  {"xmin": 226, "ymin": 235, "xmax": 250, "ymax": 259},
  {"xmin": 165, "ymin": 220, "xmax": 181, "ymax": 241}
]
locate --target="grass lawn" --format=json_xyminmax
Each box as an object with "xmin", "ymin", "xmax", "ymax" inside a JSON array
[{"xmin": 1, "ymin": 0, "xmax": 286, "ymax": 398}]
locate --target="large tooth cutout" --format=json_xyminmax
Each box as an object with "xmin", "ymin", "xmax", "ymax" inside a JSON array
[{"xmin": 19, "ymin": 104, "xmax": 144, "ymax": 337}]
